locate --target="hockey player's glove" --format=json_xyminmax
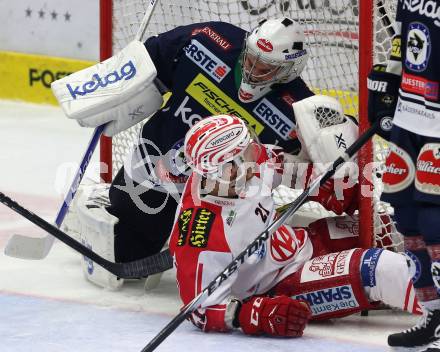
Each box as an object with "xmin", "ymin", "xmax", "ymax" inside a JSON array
[
  {"xmin": 238, "ymin": 296, "xmax": 311, "ymax": 337},
  {"xmin": 367, "ymin": 64, "xmax": 401, "ymax": 140}
]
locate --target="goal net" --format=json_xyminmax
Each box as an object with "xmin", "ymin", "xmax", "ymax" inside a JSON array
[{"xmin": 100, "ymin": 0, "xmax": 401, "ymax": 251}]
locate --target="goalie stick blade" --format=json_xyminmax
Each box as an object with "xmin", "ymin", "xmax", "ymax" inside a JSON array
[{"xmin": 4, "ymin": 233, "xmax": 55, "ymax": 260}]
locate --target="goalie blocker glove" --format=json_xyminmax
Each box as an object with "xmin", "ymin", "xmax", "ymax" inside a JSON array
[
  {"xmin": 367, "ymin": 64, "xmax": 401, "ymax": 140},
  {"xmin": 51, "ymin": 41, "xmax": 164, "ymax": 137}
]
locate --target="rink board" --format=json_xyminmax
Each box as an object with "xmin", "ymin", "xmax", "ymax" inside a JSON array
[{"xmin": 0, "ymin": 51, "xmax": 94, "ymax": 105}]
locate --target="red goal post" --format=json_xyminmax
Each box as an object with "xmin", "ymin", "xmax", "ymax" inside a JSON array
[
  {"xmin": 99, "ymin": 0, "xmax": 113, "ymax": 185},
  {"xmin": 98, "ymin": 0, "xmax": 400, "ymax": 250},
  {"xmin": 358, "ymin": 0, "xmax": 374, "ymax": 248}
]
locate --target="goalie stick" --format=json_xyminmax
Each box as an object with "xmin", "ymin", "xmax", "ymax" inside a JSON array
[
  {"xmin": 4, "ymin": 0, "xmax": 161, "ymax": 260},
  {"xmin": 140, "ymin": 120, "xmax": 381, "ymax": 352},
  {"xmin": 0, "ymin": 190, "xmax": 173, "ymax": 277}
]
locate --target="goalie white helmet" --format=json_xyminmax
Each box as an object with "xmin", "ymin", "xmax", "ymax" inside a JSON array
[{"xmin": 238, "ymin": 17, "xmax": 309, "ymax": 103}]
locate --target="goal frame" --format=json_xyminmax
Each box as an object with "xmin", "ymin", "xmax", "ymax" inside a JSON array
[
  {"xmin": 99, "ymin": 0, "xmax": 377, "ymax": 249},
  {"xmin": 100, "ymin": 0, "xmax": 113, "ymax": 185}
]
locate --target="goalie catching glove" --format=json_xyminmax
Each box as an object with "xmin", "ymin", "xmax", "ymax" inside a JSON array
[
  {"xmin": 367, "ymin": 64, "xmax": 401, "ymax": 140},
  {"xmin": 51, "ymin": 41, "xmax": 164, "ymax": 136},
  {"xmin": 293, "ymin": 95, "xmax": 358, "ymax": 177},
  {"xmin": 291, "ymin": 95, "xmax": 359, "ymax": 215},
  {"xmin": 238, "ymin": 296, "xmax": 311, "ymax": 337}
]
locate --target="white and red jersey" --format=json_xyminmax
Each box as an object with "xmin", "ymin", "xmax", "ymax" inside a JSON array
[{"xmin": 169, "ymin": 145, "xmax": 314, "ymax": 330}]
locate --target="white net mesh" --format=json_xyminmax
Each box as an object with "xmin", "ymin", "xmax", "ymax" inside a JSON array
[{"xmin": 107, "ymin": 0, "xmax": 401, "ymax": 250}]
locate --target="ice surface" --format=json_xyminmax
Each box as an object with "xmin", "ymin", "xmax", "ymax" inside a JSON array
[{"xmin": 0, "ymin": 100, "xmax": 418, "ymax": 352}]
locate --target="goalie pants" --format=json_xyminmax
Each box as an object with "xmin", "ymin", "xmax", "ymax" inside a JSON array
[{"xmin": 107, "ymin": 167, "xmax": 178, "ymax": 262}]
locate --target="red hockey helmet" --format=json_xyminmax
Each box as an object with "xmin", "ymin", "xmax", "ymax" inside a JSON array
[{"xmin": 184, "ymin": 114, "xmax": 252, "ymax": 179}]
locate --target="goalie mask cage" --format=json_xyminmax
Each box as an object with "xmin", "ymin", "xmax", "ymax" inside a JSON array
[{"xmin": 99, "ymin": 0, "xmax": 401, "ymax": 251}]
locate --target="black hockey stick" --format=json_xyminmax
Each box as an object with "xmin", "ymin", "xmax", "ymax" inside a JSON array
[
  {"xmin": 140, "ymin": 120, "xmax": 380, "ymax": 352},
  {"xmin": 0, "ymin": 192, "xmax": 172, "ymax": 278}
]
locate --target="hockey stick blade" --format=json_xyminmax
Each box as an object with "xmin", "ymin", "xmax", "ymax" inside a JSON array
[
  {"xmin": 4, "ymin": 125, "xmax": 104, "ymax": 260},
  {"xmin": 140, "ymin": 120, "xmax": 380, "ymax": 352},
  {"xmin": 0, "ymin": 190, "xmax": 173, "ymax": 277}
]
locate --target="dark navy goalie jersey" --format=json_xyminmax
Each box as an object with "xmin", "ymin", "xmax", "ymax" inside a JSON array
[
  {"xmin": 393, "ymin": 0, "xmax": 440, "ymax": 138},
  {"xmin": 125, "ymin": 21, "xmax": 314, "ymax": 192}
]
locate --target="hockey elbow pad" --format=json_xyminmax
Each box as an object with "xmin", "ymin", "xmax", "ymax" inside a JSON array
[{"xmin": 367, "ymin": 64, "xmax": 401, "ymax": 140}]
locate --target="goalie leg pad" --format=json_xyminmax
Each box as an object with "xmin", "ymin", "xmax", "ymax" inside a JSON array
[
  {"xmin": 273, "ymin": 248, "xmax": 374, "ymax": 320},
  {"xmin": 76, "ymin": 184, "xmax": 123, "ymax": 290}
]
